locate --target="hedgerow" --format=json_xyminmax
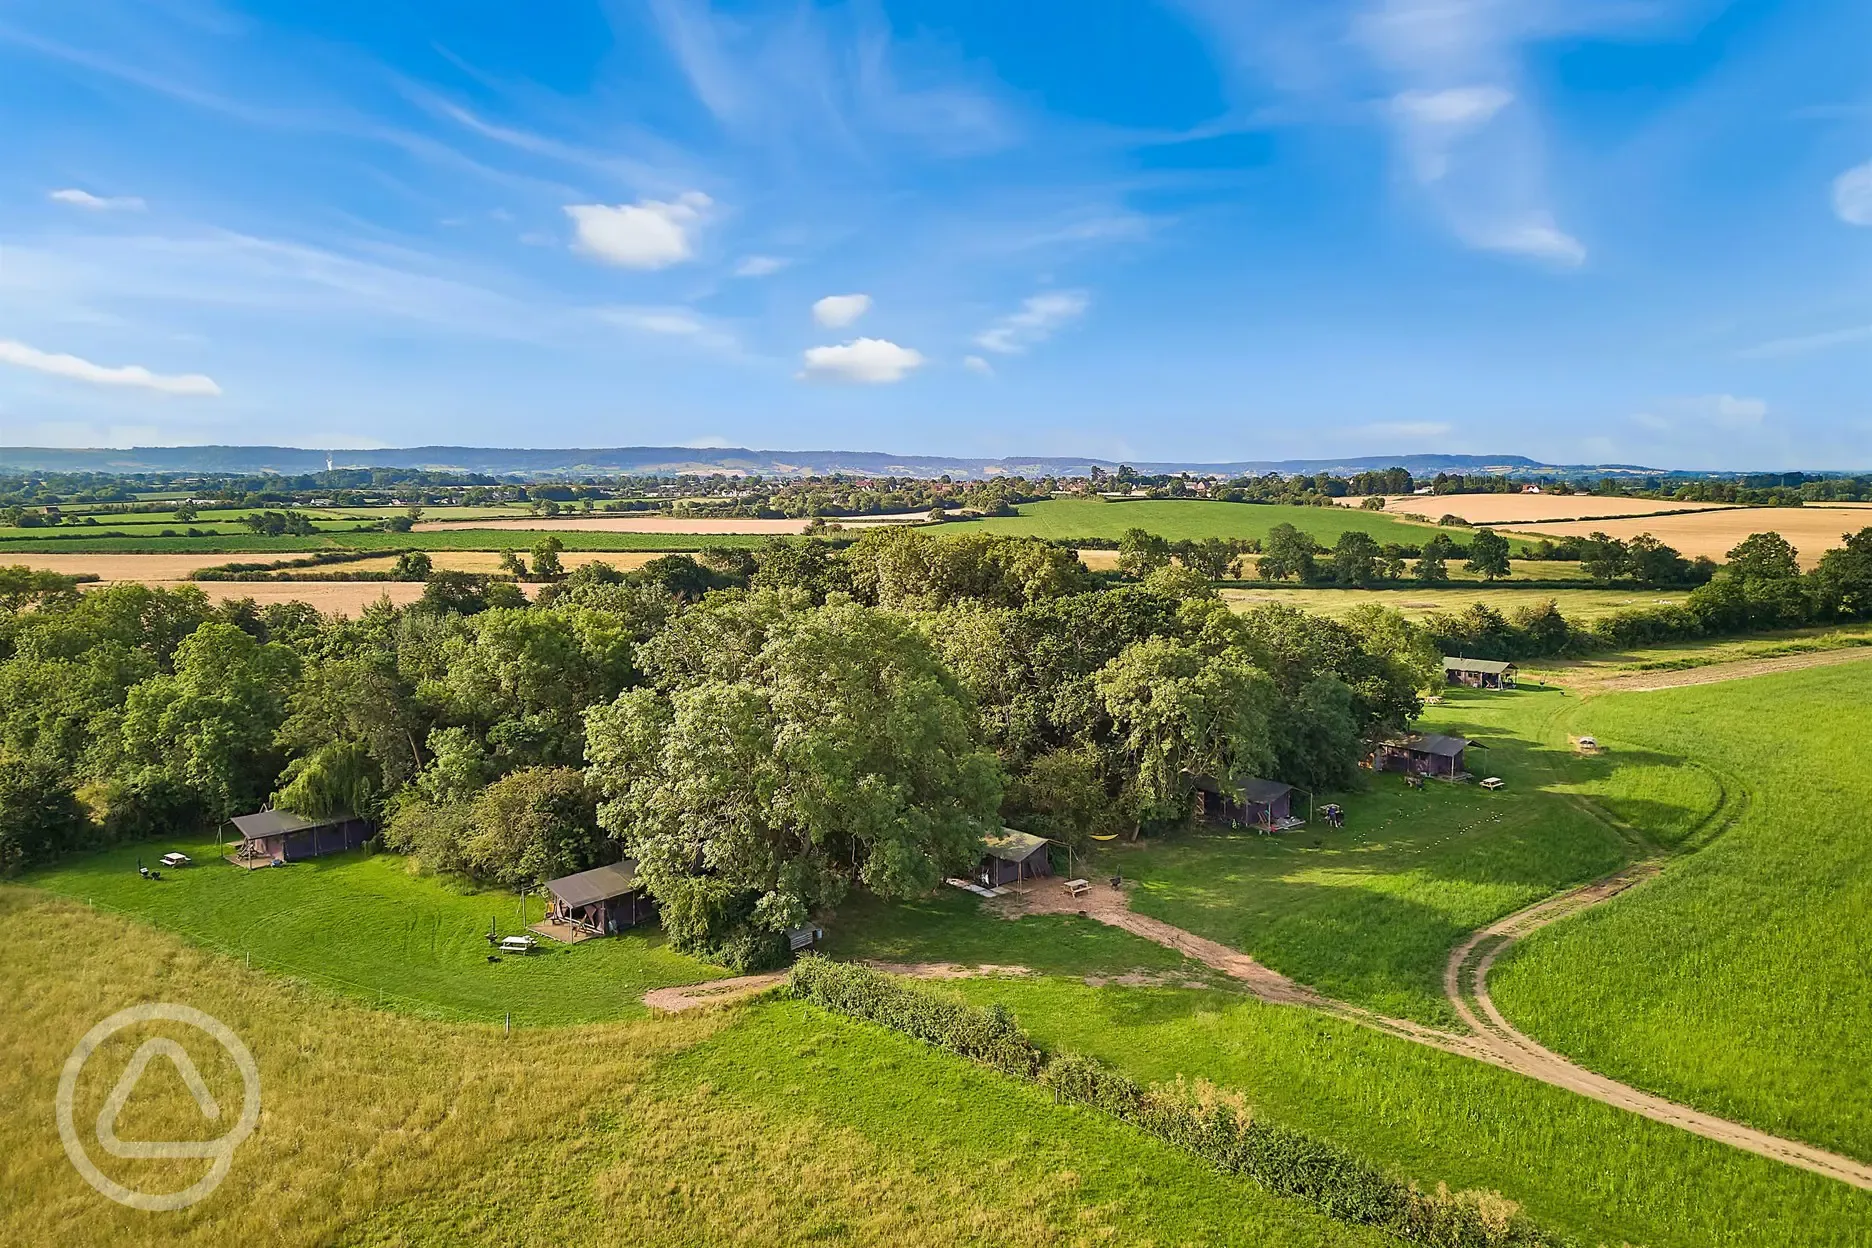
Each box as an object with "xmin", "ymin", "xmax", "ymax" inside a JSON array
[{"xmin": 790, "ymin": 958, "xmax": 1569, "ymax": 1248}]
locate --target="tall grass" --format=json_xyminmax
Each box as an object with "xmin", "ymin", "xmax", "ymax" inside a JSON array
[
  {"xmin": 0, "ymin": 892, "xmax": 1393, "ymax": 1247},
  {"xmin": 1491, "ymin": 662, "xmax": 1872, "ymax": 1162}
]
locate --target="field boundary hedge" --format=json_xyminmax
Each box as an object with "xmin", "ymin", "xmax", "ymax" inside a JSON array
[{"xmin": 788, "ymin": 957, "xmax": 1568, "ymax": 1247}]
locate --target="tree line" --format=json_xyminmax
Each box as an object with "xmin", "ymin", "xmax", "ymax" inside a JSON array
[{"xmin": 0, "ymin": 528, "xmax": 1435, "ymax": 969}]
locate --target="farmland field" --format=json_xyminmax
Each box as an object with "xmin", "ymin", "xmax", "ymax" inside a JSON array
[
  {"xmin": 1349, "ymin": 494, "xmax": 1736, "ymax": 524},
  {"xmin": 0, "ymin": 893, "xmax": 1395, "ymax": 1248},
  {"xmin": 1499, "ymin": 505, "xmax": 1872, "ymax": 567},
  {"xmin": 0, "ymin": 529, "xmax": 776, "ymax": 555},
  {"xmin": 1491, "ymin": 662, "xmax": 1872, "ymax": 1161},
  {"xmin": 937, "ymin": 498, "xmax": 1481, "ymax": 546},
  {"xmin": 1223, "ymin": 582, "xmax": 1680, "ymax": 622}
]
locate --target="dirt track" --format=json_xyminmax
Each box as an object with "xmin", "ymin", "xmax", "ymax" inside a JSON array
[
  {"xmin": 993, "ymin": 874, "xmax": 1872, "ymax": 1189},
  {"xmin": 1444, "ymin": 868, "xmax": 1872, "ymax": 1189},
  {"xmin": 1551, "ymin": 644, "xmax": 1872, "ymax": 695}
]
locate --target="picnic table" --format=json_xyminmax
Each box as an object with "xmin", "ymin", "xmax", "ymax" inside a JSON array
[
  {"xmin": 159, "ymin": 852, "xmax": 192, "ymax": 868},
  {"xmin": 1480, "ymin": 777, "xmax": 1506, "ymax": 791},
  {"xmin": 498, "ymin": 935, "xmax": 536, "ymax": 955},
  {"xmin": 1064, "ymin": 878, "xmax": 1092, "ymax": 898}
]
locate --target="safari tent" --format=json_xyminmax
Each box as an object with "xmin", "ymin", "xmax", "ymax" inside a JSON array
[
  {"xmin": 228, "ymin": 809, "xmax": 371, "ymax": 865},
  {"xmin": 978, "ymin": 829, "xmax": 1052, "ymax": 888},
  {"xmin": 543, "ymin": 860, "xmax": 656, "ymax": 936},
  {"xmin": 1443, "ymin": 657, "xmax": 1518, "ymax": 690},
  {"xmin": 1192, "ymin": 775, "xmax": 1298, "ymax": 829},
  {"xmin": 1373, "ymin": 733, "xmax": 1483, "ymax": 779}
]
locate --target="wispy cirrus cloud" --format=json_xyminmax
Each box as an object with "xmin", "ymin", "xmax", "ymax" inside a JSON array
[
  {"xmin": 49, "ymin": 188, "xmax": 146, "ymax": 211},
  {"xmin": 0, "ymin": 338, "xmax": 220, "ymax": 396},
  {"xmin": 974, "ymin": 291, "xmax": 1089, "ymax": 354},
  {"xmin": 1834, "ymin": 161, "xmax": 1872, "ymax": 226},
  {"xmin": 1740, "ymin": 323, "xmax": 1872, "ymax": 359}
]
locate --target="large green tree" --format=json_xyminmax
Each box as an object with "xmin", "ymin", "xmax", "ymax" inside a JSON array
[{"xmin": 585, "ymin": 602, "xmax": 1003, "ymax": 953}]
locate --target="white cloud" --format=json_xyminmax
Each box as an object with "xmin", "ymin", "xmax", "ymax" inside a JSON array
[
  {"xmin": 49, "ymin": 188, "xmax": 146, "ymax": 211},
  {"xmin": 812, "ymin": 293, "xmax": 872, "ymax": 328},
  {"xmin": 682, "ymin": 435, "xmax": 734, "ymax": 448},
  {"xmin": 963, "ymin": 354, "xmax": 994, "ymax": 376},
  {"xmin": 565, "ymin": 192, "xmax": 711, "ymax": 269},
  {"xmin": 974, "ymin": 291, "xmax": 1089, "ymax": 354},
  {"xmin": 734, "ymin": 255, "xmax": 789, "ymax": 278},
  {"xmin": 0, "ymin": 339, "xmax": 220, "ymax": 396},
  {"xmin": 798, "ymin": 337, "xmax": 925, "ymax": 384},
  {"xmin": 1833, "ymin": 162, "xmax": 1872, "ymax": 226}
]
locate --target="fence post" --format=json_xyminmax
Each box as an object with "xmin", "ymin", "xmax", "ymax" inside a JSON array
[{"xmin": 505, "ymin": 1011, "xmax": 511, "ymax": 1037}]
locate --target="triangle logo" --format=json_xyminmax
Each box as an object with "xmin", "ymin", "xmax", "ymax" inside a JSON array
[{"xmin": 95, "ymin": 1038, "xmax": 225, "ymax": 1160}]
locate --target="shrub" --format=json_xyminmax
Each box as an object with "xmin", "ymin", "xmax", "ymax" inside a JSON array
[
  {"xmin": 790, "ymin": 963, "xmax": 1568, "ymax": 1248},
  {"xmin": 788, "ymin": 957, "xmax": 1046, "ymax": 1079}
]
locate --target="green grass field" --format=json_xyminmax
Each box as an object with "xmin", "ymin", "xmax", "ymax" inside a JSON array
[
  {"xmin": 26, "ymin": 841, "xmax": 722, "ymax": 1023},
  {"xmin": 936, "ymin": 976, "xmax": 1872, "ymax": 1248},
  {"xmin": 1491, "ymin": 662, "xmax": 1872, "ymax": 1162},
  {"xmin": 940, "ymin": 497, "xmax": 1489, "ymax": 547},
  {"xmin": 1085, "ymin": 688, "xmax": 1638, "ymax": 1026}
]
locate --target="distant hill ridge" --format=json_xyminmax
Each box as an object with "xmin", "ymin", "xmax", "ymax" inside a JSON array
[{"xmin": 0, "ymin": 445, "xmax": 1666, "ymax": 478}]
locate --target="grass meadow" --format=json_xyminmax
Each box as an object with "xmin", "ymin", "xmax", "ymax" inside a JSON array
[
  {"xmin": 939, "ymin": 498, "xmax": 1489, "ymax": 547},
  {"xmin": 1491, "ymin": 662, "xmax": 1872, "ymax": 1162},
  {"xmin": 1222, "ymin": 582, "xmax": 1687, "ymax": 624},
  {"xmin": 26, "ymin": 841, "xmax": 722, "ymax": 1024},
  {"xmin": 1083, "ymin": 688, "xmax": 1640, "ymax": 1026},
  {"xmin": 936, "ymin": 975, "xmax": 1872, "ymax": 1248},
  {"xmin": 0, "ymin": 891, "xmax": 1398, "ymax": 1247}
]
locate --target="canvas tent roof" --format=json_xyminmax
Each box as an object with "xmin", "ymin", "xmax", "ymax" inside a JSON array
[
  {"xmin": 544, "ymin": 861, "xmax": 641, "ymax": 908},
  {"xmin": 1189, "ymin": 775, "xmax": 1293, "ymax": 803},
  {"xmin": 1443, "ymin": 657, "xmax": 1516, "ymax": 675},
  {"xmin": 1236, "ymin": 777, "xmax": 1294, "ymax": 804},
  {"xmin": 1399, "ymin": 733, "xmax": 1480, "ymax": 757},
  {"xmin": 231, "ymin": 809, "xmax": 345, "ymax": 840},
  {"xmin": 982, "ymin": 829, "xmax": 1049, "ymax": 863}
]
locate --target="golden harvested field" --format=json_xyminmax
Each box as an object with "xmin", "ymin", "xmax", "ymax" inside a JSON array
[
  {"xmin": 1222, "ymin": 585, "xmax": 1691, "ymax": 622},
  {"xmin": 1342, "ymin": 495, "xmax": 1734, "ymax": 524},
  {"xmin": 158, "ymin": 582, "xmax": 431, "ymax": 611},
  {"xmin": 6, "ymin": 553, "xmax": 341, "ymax": 580},
  {"xmin": 1502, "ymin": 506, "xmax": 1871, "ymax": 568},
  {"xmin": 1077, "ymin": 548, "xmax": 1119, "ymax": 572}
]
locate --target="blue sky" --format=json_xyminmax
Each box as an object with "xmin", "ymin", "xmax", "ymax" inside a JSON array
[{"xmin": 0, "ymin": 0, "xmax": 1868, "ymax": 469}]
